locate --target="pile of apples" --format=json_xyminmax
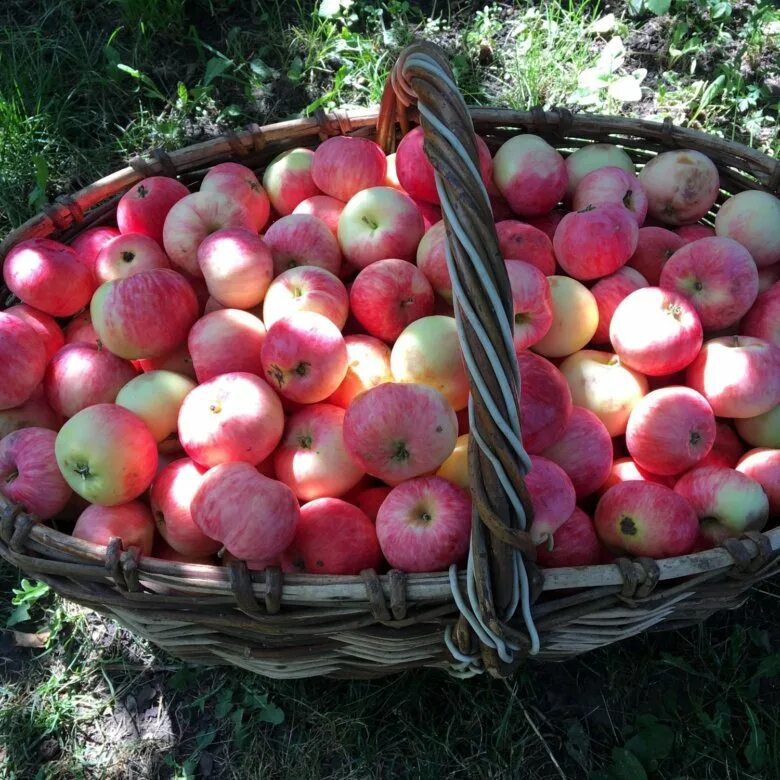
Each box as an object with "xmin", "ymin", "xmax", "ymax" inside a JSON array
[{"xmin": 1, "ymin": 127, "xmax": 779, "ymax": 579}]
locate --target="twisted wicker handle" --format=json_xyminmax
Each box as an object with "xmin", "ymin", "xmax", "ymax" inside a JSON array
[{"xmin": 377, "ymin": 42, "xmax": 539, "ymax": 676}]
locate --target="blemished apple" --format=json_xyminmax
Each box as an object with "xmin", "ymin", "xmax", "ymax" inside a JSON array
[
  {"xmin": 572, "ymin": 166, "xmax": 648, "ymax": 225},
  {"xmin": 350, "ymin": 258, "xmax": 435, "ymax": 342},
  {"xmin": 659, "ymin": 236, "xmax": 759, "ymax": 330},
  {"xmin": 542, "ymin": 406, "xmax": 613, "ymax": 498},
  {"xmin": 376, "ymin": 476, "xmax": 471, "ymax": 572},
  {"xmin": 505, "ymin": 260, "xmax": 553, "ymax": 351},
  {"xmin": 435, "ymin": 433, "xmax": 469, "ymax": 489},
  {"xmin": 263, "ymin": 265, "xmax": 349, "ymax": 329},
  {"xmin": 610, "ymin": 287, "xmax": 703, "ymax": 376},
  {"xmin": 200, "ymin": 162, "xmax": 270, "ymax": 232},
  {"xmin": 44, "ymin": 342, "xmax": 137, "ymax": 418},
  {"xmin": 191, "ymin": 462, "xmax": 299, "ymax": 561},
  {"xmin": 495, "ymin": 221, "xmax": 556, "ymax": 276},
  {"xmin": 590, "ymin": 267, "xmax": 648, "ymax": 345},
  {"xmin": 715, "ymin": 190, "xmax": 780, "ymax": 268},
  {"xmin": 116, "ymin": 370, "xmax": 195, "ymax": 445},
  {"xmin": 626, "ymin": 387, "xmax": 716, "ymax": 476},
  {"xmin": 136, "ymin": 343, "xmax": 196, "ymax": 380},
  {"xmin": 559, "ymin": 350, "xmax": 649, "ymax": 437},
  {"xmin": 416, "ymin": 221, "xmax": 453, "ymax": 301},
  {"xmin": 70, "ymin": 226, "xmax": 121, "ymax": 270},
  {"xmin": 64, "ymin": 310, "xmax": 98, "ymax": 346},
  {"xmin": 674, "ymin": 465, "xmax": 769, "ymax": 535},
  {"xmin": 178, "ymin": 372, "xmax": 284, "ymax": 468},
  {"xmin": 493, "ymin": 134, "xmax": 567, "ymax": 216},
  {"xmin": 149, "ymin": 458, "xmax": 221, "ymax": 556},
  {"xmin": 274, "ymin": 403, "xmax": 365, "ymax": 501},
  {"xmin": 196, "ymin": 228, "xmax": 273, "ymax": 310},
  {"xmin": 55, "ymin": 404, "xmax": 158, "ymax": 505},
  {"xmin": 390, "ymin": 316, "xmax": 469, "ymax": 411},
  {"xmin": 686, "ymin": 336, "xmax": 780, "ymax": 418},
  {"xmin": 292, "ymin": 195, "xmax": 344, "ymax": 235},
  {"xmin": 526, "ymin": 455, "xmax": 577, "ymax": 545},
  {"xmin": 344, "ymin": 382, "xmax": 458, "ymax": 484},
  {"xmin": 532, "ymin": 276, "xmax": 599, "ymax": 358},
  {"xmin": 675, "ymin": 224, "xmax": 715, "ymax": 244},
  {"xmin": 263, "ymin": 214, "xmax": 342, "ymax": 277},
  {"xmin": 338, "ymin": 186, "xmax": 424, "ymax": 268},
  {"xmin": 595, "ymin": 481, "xmax": 699, "ymax": 557},
  {"xmin": 638, "ymin": 149, "xmax": 720, "ymax": 225},
  {"xmin": 536, "ymin": 508, "xmax": 602, "ymax": 568},
  {"xmin": 516, "ymin": 350, "xmax": 573, "ymax": 453},
  {"xmin": 0, "ymin": 385, "xmax": 62, "ymax": 441},
  {"xmin": 599, "ymin": 457, "xmax": 675, "ymax": 495},
  {"xmin": 311, "ymin": 135, "xmax": 387, "ymax": 203},
  {"xmin": 0, "ymin": 428, "xmax": 72, "ymax": 519},
  {"xmin": 94, "ymin": 232, "xmax": 169, "ymax": 283},
  {"xmin": 735, "ymin": 405, "xmax": 780, "ymax": 449},
  {"xmin": 91, "ymin": 268, "xmax": 199, "ymax": 360},
  {"xmin": 0, "ymin": 312, "xmax": 48, "ymax": 410},
  {"xmin": 4, "ymin": 238, "xmax": 94, "ymax": 317},
  {"xmin": 352, "ymin": 486, "xmax": 393, "ymax": 522},
  {"xmin": 737, "ymin": 448, "xmax": 780, "ymax": 515},
  {"xmin": 740, "ymin": 282, "xmax": 779, "ymax": 347},
  {"xmin": 564, "ymin": 143, "xmax": 635, "ymax": 197},
  {"xmin": 117, "ymin": 176, "xmax": 189, "ymax": 244},
  {"xmin": 72, "ymin": 501, "xmax": 155, "ymax": 555},
  {"xmin": 262, "ymin": 147, "xmax": 321, "ymax": 215},
  {"xmin": 5, "ymin": 304, "xmax": 64, "ymax": 362},
  {"xmin": 626, "ymin": 227, "xmax": 684, "ymax": 285},
  {"xmin": 326, "ymin": 334, "xmax": 392, "ymax": 408}
]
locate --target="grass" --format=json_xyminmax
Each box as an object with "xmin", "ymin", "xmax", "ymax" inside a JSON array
[{"xmin": 1, "ymin": 0, "xmax": 779, "ymax": 777}]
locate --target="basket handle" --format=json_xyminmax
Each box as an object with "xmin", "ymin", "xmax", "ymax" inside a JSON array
[{"xmin": 377, "ymin": 42, "xmax": 539, "ymax": 677}]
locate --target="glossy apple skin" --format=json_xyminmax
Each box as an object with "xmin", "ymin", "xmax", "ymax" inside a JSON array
[
  {"xmin": 344, "ymin": 382, "xmax": 457, "ymax": 484},
  {"xmin": 564, "ymin": 143, "xmax": 635, "ymax": 197},
  {"xmin": 178, "ymin": 372, "xmax": 284, "ymax": 468},
  {"xmin": 350, "ymin": 259, "xmax": 435, "ymax": 343},
  {"xmin": 0, "ymin": 428, "xmax": 71, "ymax": 519},
  {"xmin": 376, "ymin": 476, "xmax": 470, "ymax": 572},
  {"xmin": 311, "ymin": 136, "xmax": 387, "ymax": 203},
  {"xmin": 715, "ymin": 190, "xmax": 780, "ymax": 268},
  {"xmin": 55, "ymin": 404, "xmax": 158, "ymax": 506},
  {"xmin": 495, "ymin": 221, "xmax": 556, "ymax": 276},
  {"xmin": 599, "ymin": 457, "xmax": 675, "ymax": 496},
  {"xmin": 44, "ymin": 342, "xmax": 137, "ymax": 418},
  {"xmin": 505, "ymin": 260, "xmax": 554, "ymax": 351},
  {"xmin": 117, "ymin": 176, "xmax": 189, "ymax": 244},
  {"xmin": 201, "ymin": 163, "xmax": 270, "ymax": 232},
  {"xmin": 0, "ymin": 385, "xmax": 62, "ymax": 441},
  {"xmin": 91, "ymin": 269, "xmax": 199, "ymax": 360},
  {"xmin": 5, "ymin": 304, "xmax": 64, "ymax": 362},
  {"xmin": 94, "ymin": 232, "xmax": 170, "ymax": 284},
  {"xmin": 610, "ymin": 287, "xmax": 703, "ymax": 376},
  {"xmin": 626, "ymin": 227, "xmax": 684, "ymax": 285},
  {"xmin": 0, "ymin": 312, "xmax": 48, "ymax": 410},
  {"xmin": 685, "ymin": 336, "xmax": 780, "ymax": 418},
  {"xmin": 4, "ymin": 238, "xmax": 94, "ymax": 316},
  {"xmin": 494, "ymin": 134, "xmax": 567, "ymax": 217},
  {"xmin": 737, "ymin": 448, "xmax": 780, "ymax": 515},
  {"xmin": 263, "ymin": 214, "xmax": 342, "ymax": 277},
  {"xmin": 191, "ymin": 462, "xmax": 299, "ymax": 561},
  {"xmin": 292, "ymin": 195, "xmax": 344, "ymax": 235},
  {"xmin": 326, "ymin": 335, "xmax": 392, "ymax": 408},
  {"xmin": 595, "ymin": 481, "xmax": 699, "ymax": 558},
  {"xmin": 591, "ymin": 267, "xmax": 648, "ymax": 345},
  {"xmin": 262, "ymin": 148, "xmax": 321, "ymax": 215},
  {"xmin": 526, "ymin": 455, "xmax": 577, "ymax": 545},
  {"xmin": 735, "ymin": 405, "xmax": 780, "ymax": 449},
  {"xmin": 740, "ymin": 282, "xmax": 779, "ymax": 347},
  {"xmin": 149, "ymin": 458, "xmax": 221, "ymax": 556},
  {"xmin": 70, "ymin": 227, "xmax": 121, "ymax": 270},
  {"xmin": 263, "ymin": 266, "xmax": 348, "ymax": 330},
  {"xmin": 675, "ymin": 224, "xmax": 715, "ymax": 244},
  {"xmin": 352, "ymin": 486, "xmax": 393, "ymax": 522},
  {"xmin": 533, "ymin": 276, "xmax": 599, "ymax": 358},
  {"xmin": 572, "ymin": 166, "xmax": 648, "ymax": 225},
  {"xmin": 416, "ymin": 221, "xmax": 452, "ymax": 301},
  {"xmin": 64, "ymin": 310, "xmax": 98, "ymax": 346},
  {"xmin": 536, "ymin": 508, "xmax": 602, "ymax": 568},
  {"xmin": 72, "ymin": 501, "xmax": 155, "ymax": 555}
]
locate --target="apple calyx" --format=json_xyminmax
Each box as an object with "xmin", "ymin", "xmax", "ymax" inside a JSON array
[
  {"xmin": 622, "ymin": 190, "xmax": 633, "ymax": 208},
  {"xmin": 391, "ymin": 441, "xmax": 410, "ymax": 463},
  {"xmin": 136, "ymin": 184, "xmax": 148, "ymax": 198},
  {"xmin": 121, "ymin": 251, "xmax": 136, "ymax": 263},
  {"xmin": 74, "ymin": 462, "xmax": 92, "ymax": 480},
  {"xmin": 690, "ymin": 430, "xmax": 702, "ymax": 446},
  {"xmin": 515, "ymin": 312, "xmax": 530, "ymax": 326},
  {"xmin": 5, "ymin": 469, "xmax": 18, "ymax": 484},
  {"xmin": 665, "ymin": 303, "xmax": 683, "ymax": 321},
  {"xmin": 294, "ymin": 361, "xmax": 311, "ymax": 377},
  {"xmin": 619, "ymin": 515, "xmax": 638, "ymax": 536},
  {"xmin": 298, "ymin": 434, "xmax": 313, "ymax": 449}
]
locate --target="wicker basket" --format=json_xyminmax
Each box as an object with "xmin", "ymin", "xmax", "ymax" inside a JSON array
[{"xmin": 1, "ymin": 42, "xmax": 778, "ymax": 680}]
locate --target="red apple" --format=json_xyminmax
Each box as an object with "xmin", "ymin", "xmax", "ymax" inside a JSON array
[
  {"xmin": 136, "ymin": 343, "xmax": 196, "ymax": 380},
  {"xmin": 201, "ymin": 162, "xmax": 270, "ymax": 232},
  {"xmin": 151, "ymin": 538, "xmax": 215, "ymax": 565},
  {"xmin": 72, "ymin": 501, "xmax": 155, "ymax": 555},
  {"xmin": 94, "ymin": 232, "xmax": 169, "ymax": 284},
  {"xmin": 758, "ymin": 264, "xmax": 780, "ymax": 294},
  {"xmin": 740, "ymin": 282, "xmax": 779, "ymax": 347},
  {"xmin": 495, "ymin": 221, "xmax": 556, "ymax": 276},
  {"xmin": 413, "ymin": 198, "xmax": 443, "ymax": 231},
  {"xmin": 572, "ymin": 166, "xmax": 648, "ymax": 225},
  {"xmin": 524, "ymin": 209, "xmax": 566, "ymax": 241},
  {"xmin": 0, "ymin": 312, "xmax": 48, "ymax": 410},
  {"xmin": 416, "ymin": 221, "xmax": 452, "ymax": 302},
  {"xmin": 626, "ymin": 227, "xmax": 684, "ymax": 285},
  {"xmin": 599, "ymin": 457, "xmax": 675, "ymax": 495},
  {"xmin": 263, "ymin": 213, "xmax": 342, "ymax": 277},
  {"xmin": 352, "ymin": 486, "xmax": 392, "ymax": 522},
  {"xmin": 735, "ymin": 405, "xmax": 780, "ymax": 449},
  {"xmin": 70, "ymin": 226, "xmax": 121, "ymax": 270},
  {"xmin": 117, "ymin": 176, "xmax": 189, "ymax": 244},
  {"xmin": 715, "ymin": 190, "xmax": 780, "ymax": 268},
  {"xmin": 737, "ymin": 448, "xmax": 780, "ymax": 515},
  {"xmin": 533, "ymin": 276, "xmax": 600, "ymax": 358},
  {"xmin": 675, "ymin": 224, "xmax": 715, "ymax": 244},
  {"xmin": 564, "ymin": 143, "xmax": 635, "ymax": 197},
  {"xmin": 710, "ymin": 422, "xmax": 745, "ymax": 468},
  {"xmin": 326, "ymin": 335, "xmax": 392, "ymax": 408},
  {"xmin": 63, "ymin": 310, "xmax": 98, "ymax": 346},
  {"xmin": 262, "ymin": 265, "xmax": 348, "ymax": 329},
  {"xmin": 5, "ymin": 304, "xmax": 64, "ymax": 361},
  {"xmin": 311, "ymin": 136, "xmax": 386, "ymax": 202},
  {"xmin": 292, "ymin": 194, "xmax": 344, "ymax": 235},
  {"xmin": 526, "ymin": 455, "xmax": 577, "ymax": 545},
  {"xmin": 0, "ymin": 385, "xmax": 62, "ymax": 441},
  {"xmin": 536, "ymin": 508, "xmax": 602, "ymax": 567},
  {"xmin": 262, "ymin": 148, "xmax": 321, "ymax": 215},
  {"xmin": 590, "ymin": 267, "xmax": 648, "ymax": 345},
  {"xmin": 505, "ymin": 260, "xmax": 553, "ymax": 351}
]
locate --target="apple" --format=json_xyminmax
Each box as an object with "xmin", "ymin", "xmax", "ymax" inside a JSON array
[
  {"xmin": 526, "ymin": 455, "xmax": 577, "ymax": 545},
  {"xmin": 0, "ymin": 428, "xmax": 71, "ymax": 519},
  {"xmin": 559, "ymin": 350, "xmax": 649, "ymax": 437},
  {"xmin": 572, "ymin": 166, "xmax": 648, "ymax": 225},
  {"xmin": 626, "ymin": 227, "xmax": 684, "ymax": 285},
  {"xmin": 536, "ymin": 508, "xmax": 602, "ymax": 568},
  {"xmin": 5, "ymin": 304, "xmax": 64, "ymax": 361},
  {"xmin": 117, "ymin": 176, "xmax": 189, "ymax": 244},
  {"xmin": 416, "ymin": 221, "xmax": 453, "ymax": 301},
  {"xmin": 311, "ymin": 135, "xmax": 387, "ymax": 202},
  {"xmin": 350, "ymin": 258, "xmax": 435, "ymax": 342},
  {"xmin": 638, "ymin": 149, "xmax": 720, "ymax": 225},
  {"xmin": 715, "ymin": 190, "xmax": 780, "ymax": 268},
  {"xmin": 64, "ymin": 310, "xmax": 98, "ymax": 346},
  {"xmin": 196, "ymin": 228, "xmax": 273, "ymax": 310},
  {"xmin": 262, "ymin": 147, "xmax": 321, "ymax": 214},
  {"xmin": 737, "ymin": 448, "xmax": 780, "ymax": 516},
  {"xmin": 505, "ymin": 260, "xmax": 553, "ymax": 350},
  {"xmin": 524, "ymin": 209, "xmax": 566, "ymax": 241},
  {"xmin": 414, "ymin": 198, "xmax": 443, "ymax": 231},
  {"xmin": 376, "ymin": 476, "xmax": 470, "ymax": 572},
  {"xmin": 91, "ymin": 268, "xmax": 199, "ymax": 360},
  {"xmin": 136, "ymin": 343, "xmax": 196, "ymax": 380},
  {"xmin": 564, "ymin": 143, "xmax": 635, "ymax": 197},
  {"xmin": 532, "ymin": 276, "xmax": 599, "ymax": 358},
  {"xmin": 70, "ymin": 226, "xmax": 121, "ymax": 270},
  {"xmin": 0, "ymin": 386, "xmax": 62, "ymax": 441},
  {"xmin": 292, "ymin": 194, "xmax": 344, "ymax": 235},
  {"xmin": 735, "ymin": 405, "xmax": 780, "ymax": 449},
  {"xmin": 72, "ymin": 501, "xmax": 155, "ymax": 555},
  {"xmin": 201, "ymin": 162, "xmax": 270, "ymax": 232},
  {"xmin": 758, "ymin": 264, "xmax": 780, "ymax": 294},
  {"xmin": 0, "ymin": 312, "xmax": 48, "ymax": 410},
  {"xmin": 263, "ymin": 213, "xmax": 342, "ymax": 277},
  {"xmin": 685, "ymin": 336, "xmax": 780, "ymax": 418},
  {"xmin": 435, "ymin": 433, "xmax": 469, "ymax": 489},
  {"xmin": 599, "ymin": 457, "xmax": 675, "ymax": 495},
  {"xmin": 262, "ymin": 265, "xmax": 348, "ymax": 330},
  {"xmin": 326, "ymin": 335, "xmax": 392, "ymax": 408},
  {"xmin": 709, "ymin": 421, "xmax": 745, "ymax": 467},
  {"xmin": 151, "ymin": 538, "xmax": 215, "ymax": 565},
  {"xmin": 590, "ymin": 267, "xmax": 648, "ymax": 345},
  {"xmin": 493, "ymin": 134, "xmax": 567, "ymax": 216},
  {"xmin": 595, "ymin": 481, "xmax": 699, "ymax": 557},
  {"xmin": 740, "ymin": 282, "xmax": 779, "ymax": 347},
  {"xmin": 352, "ymin": 486, "xmax": 392, "ymax": 522},
  {"xmin": 675, "ymin": 224, "xmax": 715, "ymax": 244},
  {"xmin": 94, "ymin": 232, "xmax": 169, "ymax": 284},
  {"xmin": 495, "ymin": 221, "xmax": 556, "ymax": 275},
  {"xmin": 610, "ymin": 287, "xmax": 703, "ymax": 376},
  {"xmin": 178, "ymin": 372, "xmax": 284, "ymax": 468},
  {"xmin": 384, "ymin": 152, "xmax": 401, "ymax": 189},
  {"xmin": 4, "ymin": 238, "xmax": 94, "ymax": 316},
  {"xmin": 55, "ymin": 404, "xmax": 158, "ymax": 505},
  {"xmin": 338, "ymin": 186, "xmax": 424, "ymax": 268}
]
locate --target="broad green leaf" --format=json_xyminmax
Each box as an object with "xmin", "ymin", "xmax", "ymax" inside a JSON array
[
  {"xmin": 608, "ymin": 76, "xmax": 643, "ymax": 102},
  {"xmin": 609, "ymin": 748, "xmax": 648, "ymax": 780},
  {"xmin": 625, "ymin": 722, "xmax": 674, "ymax": 763},
  {"xmin": 578, "ymin": 67, "xmax": 610, "ymax": 89},
  {"xmin": 6, "ymin": 603, "xmax": 31, "ymax": 627},
  {"xmin": 204, "ymin": 57, "xmax": 232, "ymax": 86},
  {"xmin": 257, "ymin": 702, "xmax": 285, "ymax": 725},
  {"xmin": 597, "ymin": 37, "xmax": 626, "ymax": 73},
  {"xmin": 645, "ymin": 0, "xmax": 672, "ymax": 14}
]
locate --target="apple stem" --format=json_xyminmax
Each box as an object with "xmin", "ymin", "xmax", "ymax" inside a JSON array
[{"xmin": 545, "ymin": 534, "xmax": 555, "ymax": 552}]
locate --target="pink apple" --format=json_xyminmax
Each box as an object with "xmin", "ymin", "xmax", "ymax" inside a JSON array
[
  {"xmin": 572, "ymin": 166, "xmax": 648, "ymax": 225},
  {"xmin": 414, "ymin": 199, "xmax": 443, "ymax": 230},
  {"xmin": 627, "ymin": 227, "xmax": 684, "ymax": 285},
  {"xmin": 201, "ymin": 162, "xmax": 270, "ymax": 232},
  {"xmin": 337, "ymin": 186, "xmax": 424, "ymax": 268},
  {"xmin": 0, "ymin": 312, "xmax": 48, "ymax": 410},
  {"xmin": 384, "ymin": 152, "xmax": 402, "ymax": 189},
  {"xmin": 737, "ymin": 448, "xmax": 780, "ymax": 516},
  {"xmin": 263, "ymin": 213, "xmax": 342, "ymax": 277},
  {"xmin": 292, "ymin": 195, "xmax": 344, "ymax": 235},
  {"xmin": 4, "ymin": 238, "xmax": 94, "ymax": 316},
  {"xmin": 416, "ymin": 221, "xmax": 452, "ymax": 301},
  {"xmin": 350, "ymin": 259, "xmax": 435, "ymax": 342},
  {"xmin": 55, "ymin": 404, "xmax": 158, "ymax": 505},
  {"xmin": 758, "ymin": 264, "xmax": 780, "ymax": 294},
  {"xmin": 495, "ymin": 221, "xmax": 556, "ymax": 275},
  {"xmin": 0, "ymin": 385, "xmax": 62, "ymax": 441},
  {"xmin": 675, "ymin": 224, "xmax": 715, "ymax": 244},
  {"xmin": 5, "ymin": 304, "xmax": 64, "ymax": 361},
  {"xmin": 532, "ymin": 276, "xmax": 599, "ymax": 358},
  {"xmin": 740, "ymin": 282, "xmax": 779, "ymax": 347},
  {"xmin": 70, "ymin": 226, "xmax": 121, "ymax": 270},
  {"xmin": 178, "ymin": 372, "xmax": 283, "ymax": 468},
  {"xmin": 311, "ymin": 136, "xmax": 386, "ymax": 202},
  {"xmin": 262, "ymin": 265, "xmax": 348, "ymax": 329},
  {"xmin": 709, "ymin": 421, "xmax": 745, "ymax": 467},
  {"xmin": 262, "ymin": 148, "xmax": 321, "ymax": 215},
  {"xmin": 64, "ymin": 310, "xmax": 98, "ymax": 346},
  {"xmin": 136, "ymin": 343, "xmax": 196, "ymax": 380},
  {"xmin": 494, "ymin": 134, "xmax": 567, "ymax": 216},
  {"xmin": 599, "ymin": 457, "xmax": 675, "ymax": 495},
  {"xmin": 152, "ymin": 537, "xmax": 215, "ymax": 565},
  {"xmin": 0, "ymin": 428, "xmax": 71, "ymax": 519},
  {"xmin": 524, "ymin": 209, "xmax": 566, "ymax": 241},
  {"xmin": 715, "ymin": 190, "xmax": 780, "ymax": 268},
  {"xmin": 505, "ymin": 260, "xmax": 553, "ymax": 351},
  {"xmin": 326, "ymin": 335, "xmax": 393, "ymax": 408},
  {"xmin": 351, "ymin": 486, "xmax": 392, "ymax": 522},
  {"xmin": 610, "ymin": 287, "xmax": 703, "ymax": 375},
  {"xmin": 94, "ymin": 232, "xmax": 169, "ymax": 284},
  {"xmin": 376, "ymin": 476, "xmax": 470, "ymax": 572},
  {"xmin": 564, "ymin": 143, "xmax": 635, "ymax": 197},
  {"xmin": 735, "ymin": 406, "xmax": 780, "ymax": 449},
  {"xmin": 91, "ymin": 268, "xmax": 199, "ymax": 360},
  {"xmin": 536, "ymin": 508, "xmax": 602, "ymax": 567},
  {"xmin": 591, "ymin": 267, "xmax": 648, "ymax": 345},
  {"xmin": 117, "ymin": 176, "xmax": 189, "ymax": 244},
  {"xmin": 686, "ymin": 336, "xmax": 780, "ymax": 418},
  {"xmin": 526, "ymin": 455, "xmax": 577, "ymax": 545},
  {"xmin": 72, "ymin": 502, "xmax": 155, "ymax": 555}
]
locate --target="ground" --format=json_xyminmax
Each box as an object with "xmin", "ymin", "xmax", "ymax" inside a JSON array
[{"xmin": 1, "ymin": 0, "xmax": 779, "ymax": 778}]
